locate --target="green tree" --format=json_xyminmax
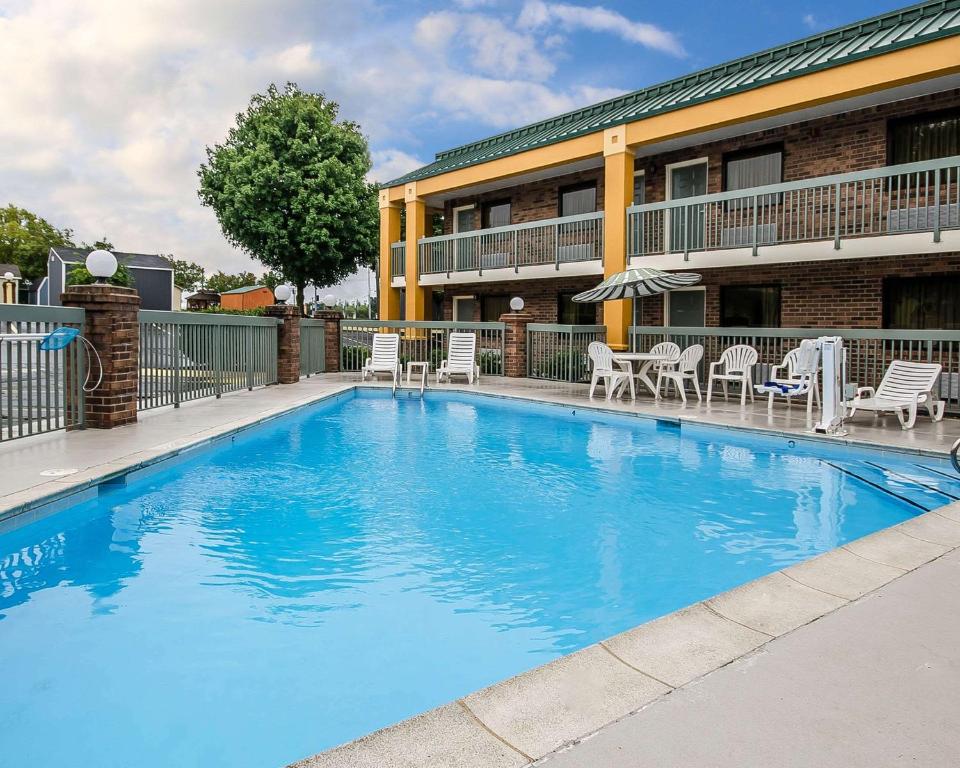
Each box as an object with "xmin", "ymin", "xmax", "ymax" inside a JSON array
[
  {"xmin": 262, "ymin": 270, "xmax": 284, "ymax": 292},
  {"xmin": 81, "ymin": 238, "xmax": 114, "ymax": 250},
  {"xmin": 205, "ymin": 270, "xmax": 257, "ymax": 293},
  {"xmin": 165, "ymin": 257, "xmax": 206, "ymax": 291},
  {"xmin": 198, "ymin": 83, "xmax": 378, "ymax": 314},
  {"xmin": 0, "ymin": 204, "xmax": 74, "ymax": 280}
]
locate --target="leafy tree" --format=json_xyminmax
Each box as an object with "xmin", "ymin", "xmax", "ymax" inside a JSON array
[
  {"xmin": 205, "ymin": 270, "xmax": 258, "ymax": 294},
  {"xmin": 165, "ymin": 257, "xmax": 206, "ymax": 291},
  {"xmin": 262, "ymin": 270, "xmax": 285, "ymax": 292},
  {"xmin": 198, "ymin": 83, "xmax": 378, "ymax": 315},
  {"xmin": 81, "ymin": 238, "xmax": 114, "ymax": 251},
  {"xmin": 66, "ymin": 263, "xmax": 133, "ymax": 288},
  {"xmin": 0, "ymin": 204, "xmax": 74, "ymax": 280}
]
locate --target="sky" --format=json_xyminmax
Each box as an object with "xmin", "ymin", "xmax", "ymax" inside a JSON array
[{"xmin": 0, "ymin": 0, "xmax": 912, "ymax": 301}]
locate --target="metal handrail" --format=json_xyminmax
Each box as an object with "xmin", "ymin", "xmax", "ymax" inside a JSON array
[
  {"xmin": 626, "ymin": 155, "xmax": 960, "ymax": 214},
  {"xmin": 419, "ymin": 211, "xmax": 604, "ymax": 244}
]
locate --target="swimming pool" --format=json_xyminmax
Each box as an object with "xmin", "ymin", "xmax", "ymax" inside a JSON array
[{"xmin": 1, "ymin": 389, "xmax": 955, "ymax": 767}]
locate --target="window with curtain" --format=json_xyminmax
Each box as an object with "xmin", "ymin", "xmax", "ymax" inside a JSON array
[
  {"xmin": 889, "ymin": 110, "xmax": 960, "ymax": 164},
  {"xmin": 557, "ymin": 292, "xmax": 596, "ymax": 324},
  {"xmin": 720, "ymin": 285, "xmax": 781, "ymax": 327},
  {"xmin": 482, "ymin": 199, "xmax": 511, "ymax": 228},
  {"xmin": 723, "ymin": 146, "xmax": 783, "ymax": 195},
  {"xmin": 481, "ymin": 294, "xmax": 511, "ymax": 322},
  {"xmin": 558, "ymin": 183, "xmax": 597, "ymax": 217},
  {"xmin": 883, "ymin": 275, "xmax": 960, "ymax": 329}
]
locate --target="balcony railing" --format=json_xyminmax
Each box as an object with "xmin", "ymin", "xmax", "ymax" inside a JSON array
[
  {"xmin": 419, "ymin": 211, "xmax": 604, "ymax": 276},
  {"xmin": 390, "ymin": 241, "xmax": 405, "ymax": 278},
  {"xmin": 627, "ymin": 155, "xmax": 960, "ymax": 259}
]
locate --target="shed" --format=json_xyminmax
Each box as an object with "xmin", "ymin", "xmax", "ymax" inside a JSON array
[
  {"xmin": 219, "ymin": 285, "xmax": 274, "ymax": 311},
  {"xmin": 47, "ymin": 247, "xmax": 176, "ymax": 311}
]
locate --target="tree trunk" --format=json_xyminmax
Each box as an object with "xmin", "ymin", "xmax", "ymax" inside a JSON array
[{"xmin": 296, "ymin": 279, "xmax": 307, "ymax": 316}]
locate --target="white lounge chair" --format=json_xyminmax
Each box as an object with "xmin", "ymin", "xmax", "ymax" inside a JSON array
[
  {"xmin": 656, "ymin": 344, "xmax": 703, "ymax": 404},
  {"xmin": 436, "ymin": 332, "xmax": 479, "ymax": 384},
  {"xmin": 647, "ymin": 341, "xmax": 681, "ymax": 375},
  {"xmin": 707, "ymin": 344, "xmax": 758, "ymax": 406},
  {"xmin": 588, "ymin": 341, "xmax": 632, "ymax": 401},
  {"xmin": 848, "ymin": 360, "xmax": 945, "ymax": 430},
  {"xmin": 759, "ymin": 341, "xmax": 821, "ymax": 415},
  {"xmin": 361, "ymin": 333, "xmax": 401, "ymax": 385}
]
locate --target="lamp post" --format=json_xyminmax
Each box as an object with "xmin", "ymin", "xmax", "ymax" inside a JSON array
[
  {"xmin": 274, "ymin": 284, "xmax": 293, "ymax": 305},
  {"xmin": 85, "ymin": 250, "xmax": 118, "ymax": 284}
]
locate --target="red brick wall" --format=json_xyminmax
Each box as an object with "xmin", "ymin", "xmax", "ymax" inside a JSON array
[
  {"xmin": 639, "ymin": 252, "xmax": 960, "ymax": 328},
  {"xmin": 440, "ymin": 276, "xmax": 605, "ymax": 324},
  {"xmin": 443, "ymin": 168, "xmax": 605, "ymax": 234}
]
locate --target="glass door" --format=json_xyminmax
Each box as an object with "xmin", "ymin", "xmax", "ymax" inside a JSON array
[{"xmin": 668, "ymin": 162, "xmax": 707, "ymax": 252}]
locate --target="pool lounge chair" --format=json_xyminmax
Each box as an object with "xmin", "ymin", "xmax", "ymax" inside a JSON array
[
  {"xmin": 707, "ymin": 344, "xmax": 758, "ymax": 406},
  {"xmin": 588, "ymin": 341, "xmax": 632, "ymax": 401},
  {"xmin": 847, "ymin": 360, "xmax": 945, "ymax": 430},
  {"xmin": 437, "ymin": 332, "xmax": 479, "ymax": 384},
  {"xmin": 656, "ymin": 344, "xmax": 704, "ymax": 404},
  {"xmin": 361, "ymin": 333, "xmax": 401, "ymax": 385}
]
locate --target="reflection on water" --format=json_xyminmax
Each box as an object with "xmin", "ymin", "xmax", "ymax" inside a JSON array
[{"xmin": 0, "ymin": 391, "xmax": 926, "ymax": 768}]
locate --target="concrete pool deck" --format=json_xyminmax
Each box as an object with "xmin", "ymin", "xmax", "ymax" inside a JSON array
[{"xmin": 0, "ymin": 374, "xmax": 958, "ymax": 766}]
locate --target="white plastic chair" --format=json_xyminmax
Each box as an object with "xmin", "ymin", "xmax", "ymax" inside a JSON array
[
  {"xmin": 848, "ymin": 360, "xmax": 945, "ymax": 430},
  {"xmin": 762, "ymin": 342, "xmax": 821, "ymax": 415},
  {"xmin": 656, "ymin": 344, "xmax": 703, "ymax": 404},
  {"xmin": 588, "ymin": 341, "xmax": 632, "ymax": 401},
  {"xmin": 436, "ymin": 332, "xmax": 479, "ymax": 384},
  {"xmin": 361, "ymin": 333, "xmax": 400, "ymax": 385},
  {"xmin": 707, "ymin": 344, "xmax": 758, "ymax": 406}
]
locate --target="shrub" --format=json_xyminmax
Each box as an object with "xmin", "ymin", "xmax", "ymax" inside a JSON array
[
  {"xmin": 190, "ymin": 306, "xmax": 266, "ymax": 317},
  {"xmin": 342, "ymin": 345, "xmax": 370, "ymax": 370},
  {"xmin": 66, "ymin": 263, "xmax": 133, "ymax": 288}
]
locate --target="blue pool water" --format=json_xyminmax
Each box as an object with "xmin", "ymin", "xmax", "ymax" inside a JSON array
[{"xmin": 1, "ymin": 390, "xmax": 956, "ymax": 767}]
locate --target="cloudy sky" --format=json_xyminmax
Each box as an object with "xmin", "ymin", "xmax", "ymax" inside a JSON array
[{"xmin": 0, "ymin": 0, "xmax": 903, "ymax": 300}]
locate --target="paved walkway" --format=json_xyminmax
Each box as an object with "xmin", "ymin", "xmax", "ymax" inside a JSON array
[{"xmin": 542, "ymin": 546, "xmax": 960, "ymax": 768}]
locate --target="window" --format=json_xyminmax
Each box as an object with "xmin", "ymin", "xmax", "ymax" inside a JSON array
[
  {"xmin": 632, "ymin": 171, "xmax": 645, "ymax": 206},
  {"xmin": 723, "ymin": 145, "xmax": 783, "ymax": 193},
  {"xmin": 889, "ymin": 110, "xmax": 960, "ymax": 164},
  {"xmin": 557, "ymin": 292, "xmax": 597, "ymax": 325},
  {"xmin": 883, "ymin": 275, "xmax": 960, "ymax": 329},
  {"xmin": 482, "ymin": 199, "xmax": 511, "ymax": 229},
  {"xmin": 720, "ymin": 285, "xmax": 781, "ymax": 327},
  {"xmin": 559, "ymin": 182, "xmax": 596, "ymax": 217},
  {"xmin": 481, "ymin": 294, "xmax": 511, "ymax": 322}
]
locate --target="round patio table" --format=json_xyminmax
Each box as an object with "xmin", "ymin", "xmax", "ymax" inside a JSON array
[{"xmin": 611, "ymin": 352, "xmax": 675, "ymax": 399}]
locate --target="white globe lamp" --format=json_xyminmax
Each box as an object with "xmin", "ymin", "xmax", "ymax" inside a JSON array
[
  {"xmin": 86, "ymin": 249, "xmax": 118, "ymax": 284},
  {"xmin": 3, "ymin": 272, "xmax": 13, "ymax": 281},
  {"xmin": 274, "ymin": 284, "xmax": 293, "ymax": 304},
  {"xmin": 509, "ymin": 296, "xmax": 524, "ymax": 312},
  {"xmin": 323, "ymin": 293, "xmax": 337, "ymax": 307}
]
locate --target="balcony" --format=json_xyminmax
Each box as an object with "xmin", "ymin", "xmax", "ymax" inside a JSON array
[
  {"xmin": 627, "ymin": 155, "xmax": 960, "ymax": 267},
  {"xmin": 417, "ymin": 211, "xmax": 604, "ymax": 284}
]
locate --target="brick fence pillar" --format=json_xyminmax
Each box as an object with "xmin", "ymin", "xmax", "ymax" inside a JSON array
[
  {"xmin": 500, "ymin": 311, "xmax": 532, "ymax": 378},
  {"xmin": 264, "ymin": 304, "xmax": 301, "ymax": 384},
  {"xmin": 62, "ymin": 284, "xmax": 140, "ymax": 429},
  {"xmin": 315, "ymin": 309, "xmax": 343, "ymax": 373}
]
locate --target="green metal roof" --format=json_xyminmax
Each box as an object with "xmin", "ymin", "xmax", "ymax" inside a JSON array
[
  {"xmin": 220, "ymin": 284, "xmax": 268, "ymax": 295},
  {"xmin": 387, "ymin": 0, "xmax": 960, "ymax": 188}
]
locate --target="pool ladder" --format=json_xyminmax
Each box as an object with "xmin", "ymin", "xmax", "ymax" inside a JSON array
[{"xmin": 952, "ymin": 437, "xmax": 960, "ymax": 475}]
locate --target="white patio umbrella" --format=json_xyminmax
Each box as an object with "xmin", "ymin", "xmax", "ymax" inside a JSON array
[
  {"xmin": 572, "ymin": 267, "xmax": 701, "ymax": 303},
  {"xmin": 572, "ymin": 267, "xmax": 702, "ymax": 335}
]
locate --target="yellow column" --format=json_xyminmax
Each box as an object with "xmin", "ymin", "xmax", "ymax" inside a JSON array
[
  {"xmin": 377, "ymin": 190, "xmax": 402, "ymax": 321},
  {"xmin": 404, "ymin": 182, "xmax": 429, "ymax": 321},
  {"xmin": 602, "ymin": 126, "xmax": 634, "ymax": 350}
]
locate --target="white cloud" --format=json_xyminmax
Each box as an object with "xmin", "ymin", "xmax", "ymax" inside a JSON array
[
  {"xmin": 415, "ymin": 11, "xmax": 555, "ymax": 80},
  {"xmin": 518, "ymin": 1, "xmax": 685, "ymax": 57},
  {"xmin": 0, "ymin": 0, "xmax": 657, "ymax": 300},
  {"xmin": 802, "ymin": 14, "xmax": 818, "ymax": 31}
]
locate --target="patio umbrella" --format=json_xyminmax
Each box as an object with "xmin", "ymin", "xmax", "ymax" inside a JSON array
[
  {"xmin": 571, "ymin": 267, "xmax": 701, "ymax": 303},
  {"xmin": 572, "ymin": 267, "xmax": 702, "ymax": 334}
]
